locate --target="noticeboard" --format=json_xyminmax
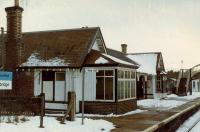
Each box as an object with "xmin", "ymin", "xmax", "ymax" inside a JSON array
[{"xmin": 0, "ymin": 72, "xmax": 13, "ymax": 90}]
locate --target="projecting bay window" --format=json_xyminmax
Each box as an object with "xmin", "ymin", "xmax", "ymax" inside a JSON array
[
  {"xmin": 117, "ymin": 70, "xmax": 136, "ymax": 100},
  {"xmin": 96, "ymin": 70, "xmax": 115, "ymax": 101}
]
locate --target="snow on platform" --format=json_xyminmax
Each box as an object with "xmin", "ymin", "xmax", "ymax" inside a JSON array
[
  {"xmin": 76, "ymin": 109, "xmax": 146, "ymax": 118},
  {"xmin": 0, "ymin": 116, "xmax": 114, "ymax": 132},
  {"xmin": 166, "ymin": 92, "xmax": 200, "ymax": 101},
  {"xmin": 138, "ymin": 92, "xmax": 200, "ymax": 111},
  {"xmin": 137, "ymin": 99, "xmax": 186, "ymax": 110},
  {"xmin": 176, "ymin": 109, "xmax": 200, "ymax": 132}
]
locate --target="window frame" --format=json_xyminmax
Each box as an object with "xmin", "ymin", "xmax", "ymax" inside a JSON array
[
  {"xmin": 117, "ymin": 69, "xmax": 137, "ymax": 102},
  {"xmin": 96, "ymin": 69, "xmax": 115, "ymax": 101}
]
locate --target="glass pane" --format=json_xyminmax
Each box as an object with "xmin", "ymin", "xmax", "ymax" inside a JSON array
[
  {"xmin": 127, "ymin": 81, "xmax": 131, "ymax": 98},
  {"xmin": 127, "ymin": 71, "xmax": 130, "ymax": 79},
  {"xmin": 120, "ymin": 71, "xmax": 124, "ymax": 78},
  {"xmin": 131, "ymin": 81, "xmax": 134, "ymax": 97},
  {"xmin": 125, "ymin": 81, "xmax": 129, "ymax": 98},
  {"xmin": 105, "ymin": 77, "xmax": 113, "ymax": 100},
  {"xmin": 105, "ymin": 70, "xmax": 113, "ymax": 76},
  {"xmin": 96, "ymin": 70, "xmax": 104, "ymax": 76},
  {"xmin": 117, "ymin": 81, "xmax": 121, "ymax": 99},
  {"xmin": 56, "ymin": 72, "xmax": 65, "ymax": 81},
  {"xmin": 131, "ymin": 71, "xmax": 135, "ymax": 79},
  {"xmin": 120, "ymin": 81, "xmax": 124, "ymax": 99},
  {"xmin": 42, "ymin": 71, "xmax": 54, "ymax": 81},
  {"xmin": 125, "ymin": 71, "xmax": 128, "ymax": 78},
  {"xmin": 96, "ymin": 77, "xmax": 104, "ymax": 100},
  {"xmin": 118, "ymin": 71, "xmax": 121, "ymax": 78}
]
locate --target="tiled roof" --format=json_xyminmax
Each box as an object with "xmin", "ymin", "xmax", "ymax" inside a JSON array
[
  {"xmin": 20, "ymin": 27, "xmax": 99, "ymax": 68},
  {"xmin": 107, "ymin": 48, "xmax": 139, "ymax": 66},
  {"xmin": 84, "ymin": 50, "xmax": 139, "ymax": 68}
]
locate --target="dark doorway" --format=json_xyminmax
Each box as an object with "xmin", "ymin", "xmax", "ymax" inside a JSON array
[{"xmin": 137, "ymin": 76, "xmax": 145, "ymax": 99}]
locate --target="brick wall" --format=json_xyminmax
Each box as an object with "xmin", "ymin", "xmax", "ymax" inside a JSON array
[
  {"xmin": 0, "ymin": 5, "xmax": 33, "ymax": 97},
  {"xmin": 0, "ymin": 71, "xmax": 34, "ymax": 97},
  {"xmin": 80, "ymin": 99, "xmax": 137, "ymax": 114}
]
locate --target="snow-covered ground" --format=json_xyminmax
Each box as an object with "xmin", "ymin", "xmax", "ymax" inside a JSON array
[
  {"xmin": 137, "ymin": 99, "xmax": 186, "ymax": 110},
  {"xmin": 76, "ymin": 109, "xmax": 146, "ymax": 118},
  {"xmin": 138, "ymin": 92, "xmax": 200, "ymax": 110},
  {"xmin": 0, "ymin": 116, "xmax": 115, "ymax": 132},
  {"xmin": 176, "ymin": 109, "xmax": 200, "ymax": 132}
]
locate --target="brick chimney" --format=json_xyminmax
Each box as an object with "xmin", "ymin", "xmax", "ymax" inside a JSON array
[
  {"xmin": 0, "ymin": 27, "xmax": 5, "ymax": 69},
  {"xmin": 121, "ymin": 44, "xmax": 127, "ymax": 54},
  {"xmin": 5, "ymin": 0, "xmax": 24, "ymax": 70}
]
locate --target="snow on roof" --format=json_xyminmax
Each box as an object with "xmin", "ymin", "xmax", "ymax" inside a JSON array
[
  {"xmin": 21, "ymin": 53, "xmax": 69, "ymax": 67},
  {"xmin": 95, "ymin": 57, "xmax": 109, "ymax": 64},
  {"xmin": 103, "ymin": 53, "xmax": 137, "ymax": 67},
  {"xmin": 127, "ymin": 53, "xmax": 158, "ymax": 75}
]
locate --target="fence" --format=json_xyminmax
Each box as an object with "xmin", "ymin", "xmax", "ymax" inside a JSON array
[{"xmin": 0, "ymin": 93, "xmax": 45, "ymax": 128}]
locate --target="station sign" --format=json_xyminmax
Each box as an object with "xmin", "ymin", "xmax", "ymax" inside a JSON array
[{"xmin": 0, "ymin": 72, "xmax": 13, "ymax": 90}]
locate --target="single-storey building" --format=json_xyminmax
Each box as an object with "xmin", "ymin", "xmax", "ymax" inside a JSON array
[
  {"xmin": 120, "ymin": 44, "xmax": 167, "ymax": 99},
  {"xmin": 0, "ymin": 2, "xmax": 139, "ymax": 114}
]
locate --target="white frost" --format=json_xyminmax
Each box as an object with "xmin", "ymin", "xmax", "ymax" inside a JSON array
[
  {"xmin": 95, "ymin": 57, "xmax": 109, "ymax": 64},
  {"xmin": 21, "ymin": 53, "xmax": 69, "ymax": 67}
]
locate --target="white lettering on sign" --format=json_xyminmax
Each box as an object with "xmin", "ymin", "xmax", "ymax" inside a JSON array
[{"xmin": 0, "ymin": 80, "xmax": 12, "ymax": 90}]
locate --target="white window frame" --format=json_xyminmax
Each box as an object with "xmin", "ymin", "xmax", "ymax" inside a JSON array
[
  {"xmin": 117, "ymin": 68, "xmax": 137, "ymax": 102},
  {"xmin": 95, "ymin": 69, "xmax": 115, "ymax": 102}
]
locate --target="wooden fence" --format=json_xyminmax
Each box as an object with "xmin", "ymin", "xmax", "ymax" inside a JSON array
[{"xmin": 0, "ymin": 93, "xmax": 45, "ymax": 128}]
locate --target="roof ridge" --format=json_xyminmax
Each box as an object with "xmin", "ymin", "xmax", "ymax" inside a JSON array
[
  {"xmin": 127, "ymin": 52, "xmax": 161, "ymax": 55},
  {"xmin": 22, "ymin": 27, "xmax": 99, "ymax": 34}
]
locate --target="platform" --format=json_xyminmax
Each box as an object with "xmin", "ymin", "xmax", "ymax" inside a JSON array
[{"xmin": 103, "ymin": 98, "xmax": 200, "ymax": 132}]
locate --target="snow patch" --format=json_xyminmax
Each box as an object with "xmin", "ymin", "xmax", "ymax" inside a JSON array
[
  {"xmin": 166, "ymin": 92, "xmax": 200, "ymax": 101},
  {"xmin": 127, "ymin": 54, "xmax": 157, "ymax": 75},
  {"xmin": 176, "ymin": 109, "xmax": 200, "ymax": 132},
  {"xmin": 167, "ymin": 94, "xmax": 178, "ymax": 98},
  {"xmin": 0, "ymin": 116, "xmax": 115, "ymax": 132},
  {"xmin": 76, "ymin": 109, "xmax": 146, "ymax": 118},
  {"xmin": 103, "ymin": 54, "xmax": 136, "ymax": 66},
  {"xmin": 95, "ymin": 57, "xmax": 109, "ymax": 64},
  {"xmin": 138, "ymin": 99, "xmax": 186, "ymax": 110},
  {"xmin": 21, "ymin": 53, "xmax": 69, "ymax": 67}
]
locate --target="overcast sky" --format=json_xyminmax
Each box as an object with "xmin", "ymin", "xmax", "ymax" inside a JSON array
[{"xmin": 0, "ymin": 0, "xmax": 200, "ymax": 71}]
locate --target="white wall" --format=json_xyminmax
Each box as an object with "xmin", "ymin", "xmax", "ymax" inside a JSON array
[
  {"xmin": 33, "ymin": 69, "xmax": 96, "ymax": 113},
  {"xmin": 92, "ymin": 41, "xmax": 100, "ymax": 51},
  {"xmin": 192, "ymin": 79, "xmax": 200, "ymax": 92}
]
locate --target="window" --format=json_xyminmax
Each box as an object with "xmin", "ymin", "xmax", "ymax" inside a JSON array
[
  {"xmin": 117, "ymin": 70, "xmax": 136, "ymax": 100},
  {"xmin": 56, "ymin": 72, "xmax": 65, "ymax": 81},
  {"xmin": 193, "ymin": 81, "xmax": 196, "ymax": 88},
  {"xmin": 96, "ymin": 70, "xmax": 114, "ymax": 100}
]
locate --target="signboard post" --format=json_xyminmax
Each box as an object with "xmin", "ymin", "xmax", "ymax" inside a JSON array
[{"xmin": 0, "ymin": 72, "xmax": 13, "ymax": 90}]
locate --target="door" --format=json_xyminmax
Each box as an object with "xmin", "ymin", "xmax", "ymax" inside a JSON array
[
  {"xmin": 55, "ymin": 72, "xmax": 66, "ymax": 101},
  {"xmin": 42, "ymin": 71, "xmax": 54, "ymax": 101}
]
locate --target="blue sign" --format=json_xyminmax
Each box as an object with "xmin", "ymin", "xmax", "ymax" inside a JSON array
[
  {"xmin": 0, "ymin": 72, "xmax": 13, "ymax": 90},
  {"xmin": 0, "ymin": 72, "xmax": 13, "ymax": 81}
]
